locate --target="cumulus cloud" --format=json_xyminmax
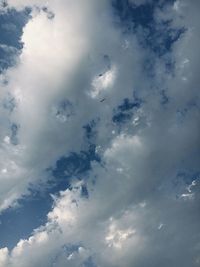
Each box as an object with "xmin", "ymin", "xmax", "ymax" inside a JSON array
[
  {"xmin": 0, "ymin": 0, "xmax": 136, "ymax": 211},
  {"xmin": 0, "ymin": 0, "xmax": 200, "ymax": 266}
]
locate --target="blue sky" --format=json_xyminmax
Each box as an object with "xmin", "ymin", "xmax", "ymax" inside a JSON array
[{"xmin": 0, "ymin": 0, "xmax": 199, "ymax": 266}]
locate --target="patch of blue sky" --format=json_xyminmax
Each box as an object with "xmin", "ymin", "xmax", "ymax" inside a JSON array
[
  {"xmin": 51, "ymin": 145, "xmax": 99, "ymax": 181},
  {"xmin": 140, "ymin": 23, "xmax": 186, "ymax": 57},
  {"xmin": 175, "ymin": 171, "xmax": 200, "ymax": 186},
  {"xmin": 0, "ymin": 145, "xmax": 99, "ymax": 249},
  {"xmin": 118, "ymin": 97, "xmax": 141, "ymax": 111},
  {"xmin": 112, "ymin": 0, "xmax": 186, "ymax": 77},
  {"xmin": 0, "ymin": 7, "xmax": 30, "ymax": 71},
  {"xmin": 0, "ymin": 190, "xmax": 52, "ymax": 249},
  {"xmin": 112, "ymin": 0, "xmax": 177, "ymax": 29},
  {"xmin": 48, "ymin": 146, "xmax": 100, "ymax": 198},
  {"xmin": 112, "ymin": 96, "xmax": 142, "ymax": 124},
  {"xmin": 113, "ymin": 112, "xmax": 132, "ymax": 124},
  {"xmin": 173, "ymin": 171, "xmax": 200, "ymax": 200},
  {"xmin": 112, "ymin": 0, "xmax": 156, "ymax": 29},
  {"xmin": 112, "ymin": 0, "xmax": 189, "ymax": 117},
  {"xmin": 157, "ymin": 169, "xmax": 200, "ymax": 201}
]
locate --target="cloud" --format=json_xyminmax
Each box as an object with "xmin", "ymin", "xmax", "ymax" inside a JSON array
[
  {"xmin": 1, "ymin": 128, "xmax": 200, "ymax": 266},
  {"xmin": 0, "ymin": 0, "xmax": 132, "ymax": 211},
  {"xmin": 0, "ymin": 0, "xmax": 200, "ymax": 266},
  {"xmin": 0, "ymin": 0, "xmax": 148, "ymax": 213}
]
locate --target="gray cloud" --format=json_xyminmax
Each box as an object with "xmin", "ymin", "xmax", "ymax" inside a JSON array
[{"xmin": 0, "ymin": 0, "xmax": 199, "ymax": 266}]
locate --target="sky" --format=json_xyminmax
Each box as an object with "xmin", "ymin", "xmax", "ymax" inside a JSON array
[{"xmin": 0, "ymin": 0, "xmax": 199, "ymax": 266}]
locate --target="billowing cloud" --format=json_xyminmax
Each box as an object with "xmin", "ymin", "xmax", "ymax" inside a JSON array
[
  {"xmin": 0, "ymin": 0, "xmax": 200, "ymax": 266},
  {"xmin": 0, "ymin": 0, "xmax": 131, "ymax": 211}
]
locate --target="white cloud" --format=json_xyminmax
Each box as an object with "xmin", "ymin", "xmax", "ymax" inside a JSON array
[
  {"xmin": 90, "ymin": 65, "xmax": 117, "ymax": 99},
  {"xmin": 1, "ymin": 0, "xmax": 135, "ymax": 211},
  {"xmin": 0, "ymin": 248, "xmax": 8, "ymax": 267},
  {"xmin": 0, "ymin": 0, "xmax": 200, "ymax": 266},
  {"xmin": 105, "ymin": 220, "xmax": 136, "ymax": 249}
]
